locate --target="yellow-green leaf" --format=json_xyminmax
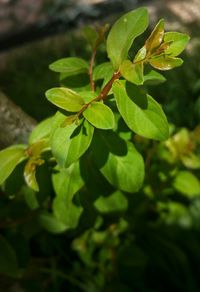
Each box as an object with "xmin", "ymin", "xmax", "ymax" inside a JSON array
[
  {"xmin": 164, "ymin": 32, "xmax": 190, "ymax": 57},
  {"xmin": 120, "ymin": 60, "xmax": 144, "ymax": 85},
  {"xmin": 145, "ymin": 19, "xmax": 164, "ymax": 55},
  {"xmin": 49, "ymin": 57, "xmax": 89, "ymax": 76},
  {"xmin": 83, "ymin": 102, "xmax": 115, "ymax": 130},
  {"xmin": 149, "ymin": 56, "xmax": 183, "ymax": 70},
  {"xmin": 107, "ymin": 7, "xmax": 149, "ymax": 69},
  {"xmin": 45, "ymin": 87, "xmax": 85, "ymax": 112},
  {"xmin": 0, "ymin": 145, "xmax": 27, "ymax": 185}
]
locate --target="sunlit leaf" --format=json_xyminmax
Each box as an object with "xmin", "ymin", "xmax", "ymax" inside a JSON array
[
  {"xmin": 49, "ymin": 57, "xmax": 89, "ymax": 76},
  {"xmin": 164, "ymin": 32, "xmax": 190, "ymax": 57},
  {"xmin": 24, "ymin": 158, "xmax": 44, "ymax": 192},
  {"xmin": 107, "ymin": 7, "xmax": 149, "ymax": 69},
  {"xmin": 29, "ymin": 117, "xmax": 53, "ymax": 144},
  {"xmin": 83, "ymin": 102, "xmax": 115, "ymax": 130},
  {"xmin": 93, "ymin": 62, "xmax": 114, "ymax": 88},
  {"xmin": 120, "ymin": 60, "xmax": 144, "ymax": 85},
  {"xmin": 45, "ymin": 87, "xmax": 85, "ymax": 112},
  {"xmin": 51, "ymin": 112, "xmax": 94, "ymax": 167},
  {"xmin": 113, "ymin": 80, "xmax": 169, "ymax": 141},
  {"xmin": 0, "ymin": 145, "xmax": 27, "ymax": 185},
  {"xmin": 145, "ymin": 19, "xmax": 164, "ymax": 55},
  {"xmin": 149, "ymin": 56, "xmax": 183, "ymax": 70}
]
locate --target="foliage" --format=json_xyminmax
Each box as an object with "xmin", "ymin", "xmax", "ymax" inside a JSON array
[{"xmin": 0, "ymin": 7, "xmax": 198, "ymax": 292}]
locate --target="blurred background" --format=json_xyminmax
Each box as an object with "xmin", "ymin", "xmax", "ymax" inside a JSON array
[{"xmin": 0, "ymin": 1, "xmax": 200, "ymax": 291}]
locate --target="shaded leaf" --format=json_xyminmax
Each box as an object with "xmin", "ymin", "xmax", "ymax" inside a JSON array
[
  {"xmin": 52, "ymin": 162, "xmax": 84, "ymax": 229},
  {"xmin": 0, "ymin": 145, "xmax": 27, "ymax": 185},
  {"xmin": 45, "ymin": 87, "xmax": 85, "ymax": 112},
  {"xmin": 93, "ymin": 62, "xmax": 114, "ymax": 88},
  {"xmin": 0, "ymin": 235, "xmax": 18, "ymax": 277},
  {"xmin": 173, "ymin": 171, "xmax": 200, "ymax": 198},
  {"xmin": 94, "ymin": 190, "xmax": 128, "ymax": 213},
  {"xmin": 107, "ymin": 7, "xmax": 149, "ymax": 69},
  {"xmin": 144, "ymin": 69, "xmax": 166, "ymax": 85},
  {"xmin": 113, "ymin": 80, "xmax": 169, "ymax": 141},
  {"xmin": 93, "ymin": 131, "xmax": 144, "ymax": 193},
  {"xmin": 38, "ymin": 212, "xmax": 67, "ymax": 234},
  {"xmin": 83, "ymin": 102, "xmax": 115, "ymax": 130}
]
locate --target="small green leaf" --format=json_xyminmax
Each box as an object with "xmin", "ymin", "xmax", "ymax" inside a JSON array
[
  {"xmin": 0, "ymin": 235, "xmax": 18, "ymax": 277},
  {"xmin": 144, "ymin": 69, "xmax": 166, "ymax": 85},
  {"xmin": 38, "ymin": 212, "xmax": 67, "ymax": 234},
  {"xmin": 93, "ymin": 132, "xmax": 144, "ymax": 193},
  {"xmin": 134, "ymin": 46, "xmax": 147, "ymax": 62},
  {"xmin": 113, "ymin": 80, "xmax": 169, "ymax": 141},
  {"xmin": 0, "ymin": 145, "xmax": 27, "ymax": 185},
  {"xmin": 82, "ymin": 26, "xmax": 98, "ymax": 48},
  {"xmin": 52, "ymin": 162, "xmax": 84, "ymax": 229},
  {"xmin": 164, "ymin": 32, "xmax": 190, "ymax": 57},
  {"xmin": 83, "ymin": 102, "xmax": 115, "ymax": 130},
  {"xmin": 107, "ymin": 7, "xmax": 149, "ymax": 69},
  {"xmin": 173, "ymin": 171, "xmax": 200, "ymax": 198},
  {"xmin": 120, "ymin": 60, "xmax": 144, "ymax": 85},
  {"xmin": 29, "ymin": 117, "xmax": 53, "ymax": 144},
  {"xmin": 51, "ymin": 112, "xmax": 94, "ymax": 167},
  {"xmin": 45, "ymin": 87, "xmax": 85, "ymax": 112},
  {"xmin": 94, "ymin": 190, "xmax": 128, "ymax": 213},
  {"xmin": 93, "ymin": 62, "xmax": 114, "ymax": 88},
  {"xmin": 61, "ymin": 115, "xmax": 77, "ymax": 127},
  {"xmin": 149, "ymin": 56, "xmax": 183, "ymax": 70},
  {"xmin": 145, "ymin": 19, "xmax": 164, "ymax": 55},
  {"xmin": 49, "ymin": 57, "xmax": 89, "ymax": 76}
]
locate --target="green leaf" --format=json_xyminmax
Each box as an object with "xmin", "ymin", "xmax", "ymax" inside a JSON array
[
  {"xmin": 164, "ymin": 32, "xmax": 190, "ymax": 57},
  {"xmin": 149, "ymin": 56, "xmax": 183, "ymax": 70},
  {"xmin": 51, "ymin": 112, "xmax": 94, "ymax": 167},
  {"xmin": 82, "ymin": 26, "xmax": 98, "ymax": 48},
  {"xmin": 93, "ymin": 62, "xmax": 114, "ymax": 88},
  {"xmin": 120, "ymin": 60, "xmax": 144, "ymax": 85},
  {"xmin": 144, "ymin": 69, "xmax": 166, "ymax": 85},
  {"xmin": 45, "ymin": 87, "xmax": 85, "ymax": 112},
  {"xmin": 83, "ymin": 102, "xmax": 115, "ymax": 130},
  {"xmin": 29, "ymin": 117, "xmax": 53, "ymax": 144},
  {"xmin": 93, "ymin": 131, "xmax": 144, "ymax": 193},
  {"xmin": 0, "ymin": 145, "xmax": 27, "ymax": 185},
  {"xmin": 0, "ymin": 235, "xmax": 18, "ymax": 277},
  {"xmin": 173, "ymin": 171, "xmax": 200, "ymax": 198},
  {"xmin": 38, "ymin": 212, "xmax": 67, "ymax": 234},
  {"xmin": 49, "ymin": 57, "xmax": 89, "ymax": 76},
  {"xmin": 107, "ymin": 7, "xmax": 149, "ymax": 69},
  {"xmin": 94, "ymin": 190, "xmax": 128, "ymax": 213},
  {"xmin": 52, "ymin": 162, "xmax": 84, "ymax": 229},
  {"xmin": 145, "ymin": 19, "xmax": 164, "ymax": 55},
  {"xmin": 113, "ymin": 80, "xmax": 169, "ymax": 141}
]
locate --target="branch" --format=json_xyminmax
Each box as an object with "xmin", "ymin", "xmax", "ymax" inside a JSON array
[{"xmin": 0, "ymin": 92, "xmax": 37, "ymax": 149}]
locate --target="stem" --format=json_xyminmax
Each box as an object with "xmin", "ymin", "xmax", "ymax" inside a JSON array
[
  {"xmin": 89, "ymin": 47, "xmax": 97, "ymax": 92},
  {"xmin": 77, "ymin": 70, "xmax": 121, "ymax": 119}
]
